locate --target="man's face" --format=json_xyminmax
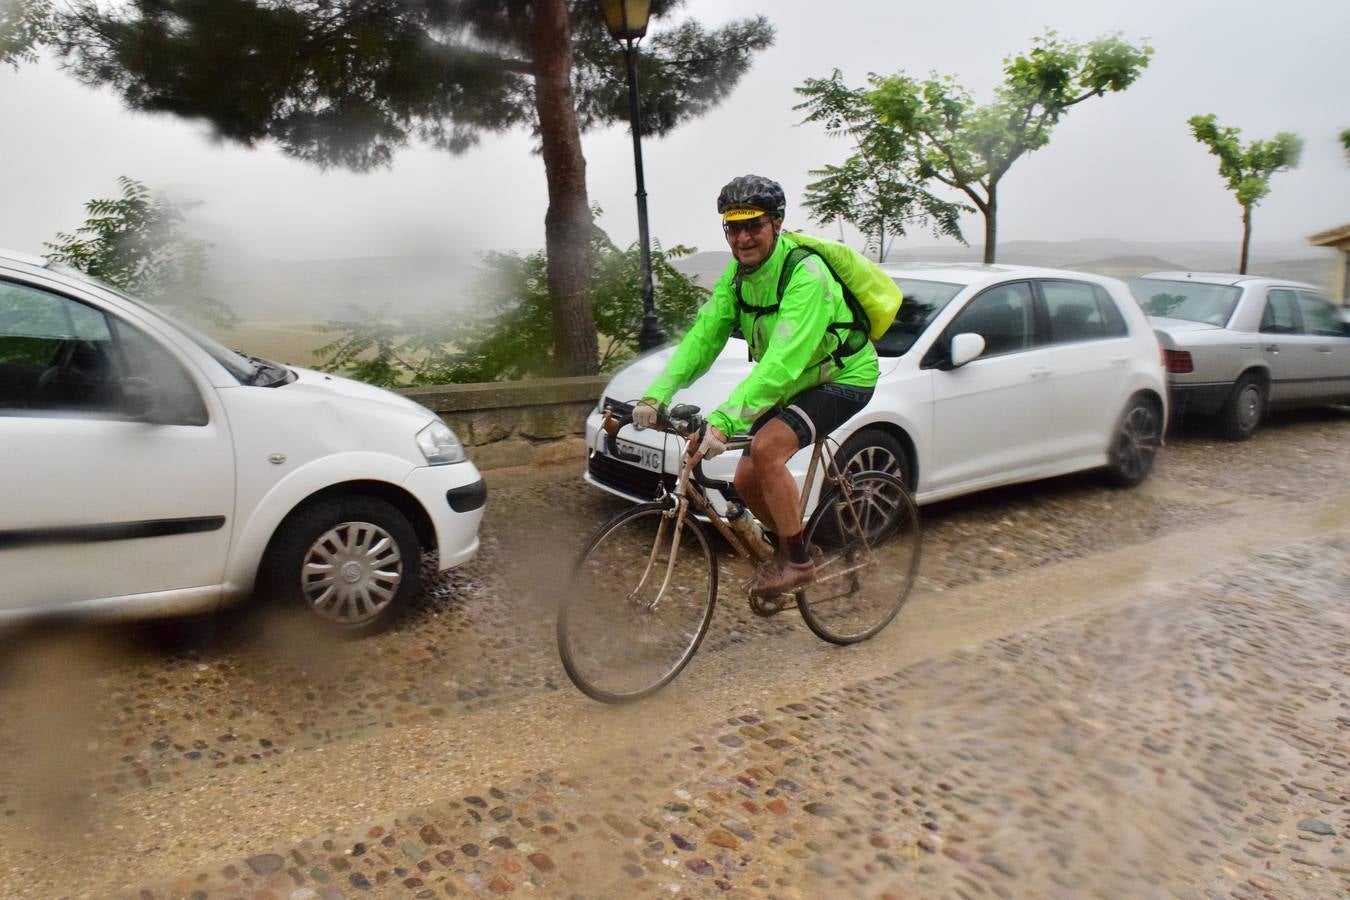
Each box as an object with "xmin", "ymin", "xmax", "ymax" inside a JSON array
[{"xmin": 724, "ymin": 215, "xmax": 780, "ymax": 268}]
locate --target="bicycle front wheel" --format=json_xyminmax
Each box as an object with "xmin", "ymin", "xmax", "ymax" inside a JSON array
[
  {"xmin": 797, "ymin": 471, "xmax": 921, "ymax": 644},
  {"xmin": 557, "ymin": 502, "xmax": 718, "ymax": 703}
]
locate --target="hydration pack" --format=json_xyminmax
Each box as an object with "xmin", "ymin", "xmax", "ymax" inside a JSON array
[{"xmin": 733, "ymin": 233, "xmax": 903, "ymax": 368}]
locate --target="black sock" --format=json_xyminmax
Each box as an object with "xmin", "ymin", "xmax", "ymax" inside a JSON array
[{"xmin": 785, "ymin": 531, "xmax": 809, "ymax": 564}]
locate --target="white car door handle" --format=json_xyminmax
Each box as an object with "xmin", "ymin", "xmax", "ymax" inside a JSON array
[
  {"xmin": 1265, "ymin": 344, "xmax": 1280, "ymax": 353},
  {"xmin": 1110, "ymin": 355, "xmax": 1129, "ymax": 366},
  {"xmin": 1028, "ymin": 366, "xmax": 1052, "ymax": 379}
]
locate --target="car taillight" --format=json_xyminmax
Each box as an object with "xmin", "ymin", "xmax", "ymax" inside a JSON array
[{"xmin": 1163, "ymin": 349, "xmax": 1193, "ymax": 374}]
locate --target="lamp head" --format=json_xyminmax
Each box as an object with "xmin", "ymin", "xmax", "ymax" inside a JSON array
[{"xmin": 600, "ymin": 0, "xmax": 651, "ymax": 41}]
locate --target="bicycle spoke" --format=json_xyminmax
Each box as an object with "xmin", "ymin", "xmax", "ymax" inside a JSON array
[
  {"xmin": 797, "ymin": 472, "xmax": 921, "ymax": 645},
  {"xmin": 558, "ymin": 503, "xmax": 718, "ymax": 703}
]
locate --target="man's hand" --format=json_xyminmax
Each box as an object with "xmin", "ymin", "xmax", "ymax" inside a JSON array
[
  {"xmin": 691, "ymin": 424, "xmax": 728, "ymax": 461},
  {"xmin": 632, "ymin": 398, "xmax": 663, "ymax": 430}
]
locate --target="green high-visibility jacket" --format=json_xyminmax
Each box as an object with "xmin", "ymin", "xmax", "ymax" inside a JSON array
[{"xmin": 645, "ymin": 233, "xmax": 879, "ymax": 437}]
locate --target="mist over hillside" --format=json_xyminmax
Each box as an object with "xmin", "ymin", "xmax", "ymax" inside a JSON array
[
  {"xmin": 670, "ymin": 239, "xmax": 1336, "ymax": 292},
  {"xmin": 203, "ymin": 252, "xmax": 481, "ymax": 321},
  {"xmin": 202, "ymin": 238, "xmax": 1338, "ymax": 322}
]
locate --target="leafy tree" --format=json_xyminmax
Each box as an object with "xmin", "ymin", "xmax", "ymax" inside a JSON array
[
  {"xmin": 839, "ymin": 31, "xmax": 1152, "ymax": 263},
  {"xmin": 315, "ymin": 222, "xmax": 706, "ymax": 386},
  {"xmin": 55, "ymin": 0, "xmax": 772, "ymax": 376},
  {"xmin": 796, "ymin": 72, "xmax": 968, "ymax": 261},
  {"xmin": 1341, "ymin": 127, "xmax": 1350, "ymax": 163},
  {"xmin": 44, "ymin": 176, "xmax": 237, "ymax": 327},
  {"xmin": 0, "ymin": 0, "xmax": 52, "ymax": 67},
  {"xmin": 1188, "ymin": 114, "xmax": 1302, "ymax": 275}
]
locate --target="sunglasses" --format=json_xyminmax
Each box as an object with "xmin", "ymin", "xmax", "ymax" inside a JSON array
[{"xmin": 722, "ymin": 216, "xmax": 772, "ymax": 237}]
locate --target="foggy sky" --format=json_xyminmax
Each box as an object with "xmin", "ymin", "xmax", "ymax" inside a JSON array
[{"xmin": 1, "ymin": 0, "xmax": 1347, "ymax": 265}]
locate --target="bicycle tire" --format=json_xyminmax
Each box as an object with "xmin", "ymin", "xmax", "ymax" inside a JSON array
[
  {"xmin": 797, "ymin": 471, "xmax": 920, "ymax": 644},
  {"xmin": 557, "ymin": 502, "xmax": 718, "ymax": 703}
]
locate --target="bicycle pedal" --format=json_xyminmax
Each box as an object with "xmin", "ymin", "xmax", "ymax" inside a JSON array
[{"xmin": 747, "ymin": 592, "xmax": 791, "ymax": 617}]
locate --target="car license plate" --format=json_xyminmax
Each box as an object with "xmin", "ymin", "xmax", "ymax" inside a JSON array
[{"xmin": 615, "ymin": 439, "xmax": 663, "ymax": 474}]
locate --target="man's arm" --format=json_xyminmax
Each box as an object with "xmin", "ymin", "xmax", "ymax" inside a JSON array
[
  {"xmin": 644, "ymin": 275, "xmax": 737, "ymax": 405},
  {"xmin": 708, "ymin": 256, "xmax": 837, "ymax": 436}
]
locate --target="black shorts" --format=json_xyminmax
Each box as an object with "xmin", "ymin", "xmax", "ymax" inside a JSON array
[{"xmin": 747, "ymin": 383, "xmax": 875, "ymax": 451}]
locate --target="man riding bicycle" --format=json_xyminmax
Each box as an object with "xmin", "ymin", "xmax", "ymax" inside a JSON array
[{"xmin": 633, "ymin": 175, "xmax": 879, "ymax": 598}]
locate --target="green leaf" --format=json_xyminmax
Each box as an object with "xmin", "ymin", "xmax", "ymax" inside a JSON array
[{"xmin": 44, "ymin": 176, "xmax": 237, "ymax": 328}]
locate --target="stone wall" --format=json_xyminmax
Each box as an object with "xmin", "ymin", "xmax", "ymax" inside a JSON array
[{"xmin": 399, "ymin": 376, "xmax": 609, "ymax": 471}]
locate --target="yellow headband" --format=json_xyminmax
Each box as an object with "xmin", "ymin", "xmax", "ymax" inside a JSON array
[{"xmin": 722, "ymin": 206, "xmax": 767, "ymax": 222}]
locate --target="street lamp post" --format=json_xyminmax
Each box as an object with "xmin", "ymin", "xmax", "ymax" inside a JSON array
[{"xmin": 600, "ymin": 0, "xmax": 666, "ymax": 351}]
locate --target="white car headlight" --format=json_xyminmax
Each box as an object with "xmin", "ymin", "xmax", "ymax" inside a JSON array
[{"xmin": 416, "ymin": 420, "xmax": 466, "ymax": 465}]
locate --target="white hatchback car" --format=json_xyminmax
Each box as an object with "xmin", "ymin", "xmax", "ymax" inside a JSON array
[
  {"xmin": 0, "ymin": 250, "xmax": 485, "ymax": 635},
  {"xmin": 586, "ymin": 263, "xmax": 1167, "ymax": 513}
]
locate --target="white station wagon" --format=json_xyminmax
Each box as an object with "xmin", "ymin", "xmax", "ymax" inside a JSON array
[
  {"xmin": 0, "ymin": 250, "xmax": 485, "ymax": 635},
  {"xmin": 586, "ymin": 263, "xmax": 1168, "ymax": 513}
]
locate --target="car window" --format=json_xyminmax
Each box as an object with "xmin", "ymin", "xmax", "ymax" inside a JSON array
[
  {"xmin": 946, "ymin": 281, "xmax": 1036, "ymax": 357},
  {"xmin": 1261, "ymin": 289, "xmax": 1303, "ymax": 334},
  {"xmin": 1129, "ymin": 278, "xmax": 1240, "ymax": 326},
  {"xmin": 0, "ymin": 280, "xmax": 121, "ymax": 416},
  {"xmin": 110, "ymin": 319, "xmax": 210, "ymax": 425},
  {"xmin": 0, "ymin": 279, "xmax": 208, "ymax": 424},
  {"xmin": 1041, "ymin": 279, "xmax": 1127, "ymax": 342},
  {"xmin": 48, "ymin": 260, "xmax": 259, "ymax": 384},
  {"xmin": 1295, "ymin": 292, "xmax": 1343, "ymax": 337},
  {"xmin": 875, "ymin": 277, "xmax": 962, "ymax": 357}
]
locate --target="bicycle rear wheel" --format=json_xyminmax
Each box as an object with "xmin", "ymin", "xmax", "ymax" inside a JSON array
[
  {"xmin": 557, "ymin": 502, "xmax": 718, "ymax": 703},
  {"xmin": 797, "ymin": 471, "xmax": 920, "ymax": 644}
]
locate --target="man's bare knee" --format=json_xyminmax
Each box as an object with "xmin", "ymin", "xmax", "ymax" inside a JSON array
[{"xmin": 749, "ymin": 423, "xmax": 798, "ymax": 468}]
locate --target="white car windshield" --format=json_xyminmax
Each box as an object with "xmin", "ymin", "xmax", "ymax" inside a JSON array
[
  {"xmin": 1130, "ymin": 278, "xmax": 1241, "ymax": 326},
  {"xmin": 47, "ymin": 262, "xmax": 271, "ymax": 384},
  {"xmin": 877, "ymin": 278, "xmax": 963, "ymax": 356}
]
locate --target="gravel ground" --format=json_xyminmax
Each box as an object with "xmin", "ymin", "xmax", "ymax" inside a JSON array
[
  {"xmin": 95, "ymin": 529, "xmax": 1350, "ymax": 899},
  {"xmin": 0, "ymin": 406, "xmax": 1347, "ymax": 897}
]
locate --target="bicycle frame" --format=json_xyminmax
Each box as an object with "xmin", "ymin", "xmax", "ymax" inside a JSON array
[
  {"xmin": 562, "ymin": 411, "xmax": 919, "ymax": 704},
  {"xmin": 605, "ymin": 410, "xmax": 881, "ymax": 612}
]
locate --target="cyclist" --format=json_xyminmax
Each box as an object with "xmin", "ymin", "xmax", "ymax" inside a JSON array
[{"xmin": 633, "ymin": 174, "xmax": 879, "ymax": 597}]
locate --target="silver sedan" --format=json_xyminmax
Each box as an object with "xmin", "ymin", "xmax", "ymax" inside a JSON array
[{"xmin": 1130, "ymin": 271, "xmax": 1350, "ymax": 439}]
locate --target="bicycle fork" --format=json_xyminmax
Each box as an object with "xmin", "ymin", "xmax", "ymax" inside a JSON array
[{"xmin": 627, "ymin": 497, "xmax": 691, "ymax": 612}]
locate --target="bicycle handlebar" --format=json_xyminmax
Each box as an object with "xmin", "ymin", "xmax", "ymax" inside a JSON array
[
  {"xmin": 600, "ymin": 403, "xmax": 705, "ymax": 459},
  {"xmin": 600, "ymin": 403, "xmax": 746, "ymax": 493}
]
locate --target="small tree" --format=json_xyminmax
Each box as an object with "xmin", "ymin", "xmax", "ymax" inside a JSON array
[
  {"xmin": 851, "ymin": 31, "xmax": 1151, "ymax": 262},
  {"xmin": 1188, "ymin": 114, "xmax": 1303, "ymax": 275},
  {"xmin": 0, "ymin": 0, "xmax": 51, "ymax": 68},
  {"xmin": 44, "ymin": 176, "xmax": 236, "ymax": 327},
  {"xmin": 315, "ymin": 223, "xmax": 707, "ymax": 386},
  {"xmin": 1340, "ymin": 127, "xmax": 1350, "ymax": 163},
  {"xmin": 796, "ymin": 72, "xmax": 967, "ymax": 261}
]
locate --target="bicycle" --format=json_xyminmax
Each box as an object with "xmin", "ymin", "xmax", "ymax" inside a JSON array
[{"xmin": 557, "ymin": 402, "xmax": 922, "ymax": 703}]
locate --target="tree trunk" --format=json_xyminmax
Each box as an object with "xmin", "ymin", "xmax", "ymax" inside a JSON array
[
  {"xmin": 982, "ymin": 186, "xmax": 998, "ymax": 264},
  {"xmin": 531, "ymin": 0, "xmax": 598, "ymax": 376},
  {"xmin": 877, "ymin": 220, "xmax": 886, "ymax": 263},
  {"xmin": 1238, "ymin": 204, "xmax": 1252, "ymax": 275}
]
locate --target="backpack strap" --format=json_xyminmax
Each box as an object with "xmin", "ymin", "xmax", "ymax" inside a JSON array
[
  {"xmin": 783, "ymin": 248, "xmax": 871, "ymax": 370},
  {"xmin": 734, "ymin": 245, "xmax": 871, "ymax": 369},
  {"xmin": 733, "ymin": 245, "xmax": 814, "ymax": 317}
]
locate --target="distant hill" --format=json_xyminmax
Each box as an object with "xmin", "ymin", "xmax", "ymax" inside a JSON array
[
  {"xmin": 1070, "ymin": 255, "xmax": 1186, "ymax": 278},
  {"xmin": 669, "ymin": 239, "xmax": 1335, "ymax": 290},
  {"xmin": 202, "ymin": 253, "xmax": 479, "ymax": 321},
  {"xmin": 200, "ymin": 238, "xmax": 1336, "ymax": 322}
]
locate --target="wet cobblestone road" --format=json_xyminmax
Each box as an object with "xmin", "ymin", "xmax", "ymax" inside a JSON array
[{"xmin": 1, "ymin": 408, "xmax": 1348, "ymax": 897}]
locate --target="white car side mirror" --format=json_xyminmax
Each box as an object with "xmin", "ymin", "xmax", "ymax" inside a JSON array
[{"xmin": 950, "ymin": 332, "xmax": 986, "ymax": 368}]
